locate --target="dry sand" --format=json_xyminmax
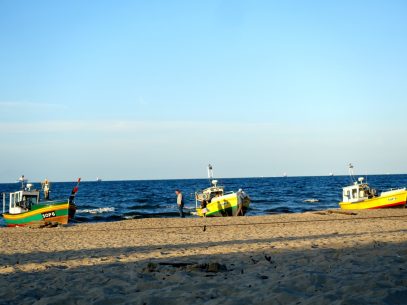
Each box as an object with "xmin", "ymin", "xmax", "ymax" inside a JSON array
[{"xmin": 1, "ymin": 209, "xmax": 407, "ymax": 305}]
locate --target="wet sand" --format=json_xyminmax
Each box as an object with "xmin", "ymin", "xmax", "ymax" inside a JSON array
[{"xmin": 1, "ymin": 209, "xmax": 407, "ymax": 305}]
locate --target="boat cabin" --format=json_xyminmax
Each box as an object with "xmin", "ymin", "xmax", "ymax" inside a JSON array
[
  {"xmin": 3, "ymin": 184, "xmax": 40, "ymax": 215},
  {"xmin": 342, "ymin": 177, "xmax": 377, "ymax": 203},
  {"xmin": 195, "ymin": 180, "xmax": 225, "ymax": 204}
]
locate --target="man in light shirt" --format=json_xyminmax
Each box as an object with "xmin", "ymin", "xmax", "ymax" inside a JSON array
[
  {"xmin": 236, "ymin": 188, "xmax": 247, "ymax": 216},
  {"xmin": 175, "ymin": 189, "xmax": 185, "ymax": 218}
]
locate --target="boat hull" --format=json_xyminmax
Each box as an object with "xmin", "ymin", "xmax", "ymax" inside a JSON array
[
  {"xmin": 2, "ymin": 201, "xmax": 73, "ymax": 227},
  {"xmin": 69, "ymin": 203, "xmax": 77, "ymax": 219},
  {"xmin": 339, "ymin": 190, "xmax": 407, "ymax": 210},
  {"xmin": 196, "ymin": 193, "xmax": 250, "ymax": 217}
]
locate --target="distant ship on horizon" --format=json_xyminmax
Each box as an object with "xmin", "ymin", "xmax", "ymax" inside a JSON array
[{"xmin": 96, "ymin": 177, "xmax": 102, "ymax": 182}]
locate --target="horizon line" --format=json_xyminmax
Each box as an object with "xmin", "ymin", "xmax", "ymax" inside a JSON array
[{"xmin": 1, "ymin": 172, "xmax": 406, "ymax": 184}]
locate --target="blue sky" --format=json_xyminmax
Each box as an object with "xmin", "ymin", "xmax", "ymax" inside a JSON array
[{"xmin": 0, "ymin": 0, "xmax": 406, "ymax": 182}]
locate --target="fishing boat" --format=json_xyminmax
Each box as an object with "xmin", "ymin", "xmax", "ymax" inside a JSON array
[
  {"xmin": 339, "ymin": 164, "xmax": 407, "ymax": 210},
  {"xmin": 2, "ymin": 178, "xmax": 81, "ymax": 227},
  {"xmin": 195, "ymin": 165, "xmax": 250, "ymax": 217}
]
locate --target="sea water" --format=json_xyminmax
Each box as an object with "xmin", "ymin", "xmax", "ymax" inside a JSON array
[{"xmin": 1, "ymin": 175, "xmax": 406, "ymax": 225}]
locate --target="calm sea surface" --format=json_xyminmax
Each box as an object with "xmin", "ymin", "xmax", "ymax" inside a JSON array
[{"xmin": 1, "ymin": 175, "xmax": 407, "ymax": 225}]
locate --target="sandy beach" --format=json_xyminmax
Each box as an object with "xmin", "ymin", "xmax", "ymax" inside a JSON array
[{"xmin": 1, "ymin": 209, "xmax": 406, "ymax": 305}]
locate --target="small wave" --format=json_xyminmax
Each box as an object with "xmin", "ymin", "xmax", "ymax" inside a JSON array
[
  {"xmin": 124, "ymin": 211, "xmax": 182, "ymax": 218},
  {"xmin": 265, "ymin": 207, "xmax": 293, "ymax": 214},
  {"xmin": 102, "ymin": 215, "xmax": 125, "ymax": 221},
  {"xmin": 183, "ymin": 206, "xmax": 196, "ymax": 210},
  {"xmin": 134, "ymin": 198, "xmax": 149, "ymax": 203},
  {"xmin": 77, "ymin": 207, "xmax": 115, "ymax": 214},
  {"xmin": 303, "ymin": 198, "xmax": 320, "ymax": 203},
  {"xmin": 74, "ymin": 204, "xmax": 102, "ymax": 209},
  {"xmin": 82, "ymin": 214, "xmax": 125, "ymax": 222},
  {"xmin": 70, "ymin": 216, "xmax": 91, "ymax": 223},
  {"xmin": 249, "ymin": 200, "xmax": 268, "ymax": 204},
  {"xmin": 128, "ymin": 204, "xmax": 160, "ymax": 210}
]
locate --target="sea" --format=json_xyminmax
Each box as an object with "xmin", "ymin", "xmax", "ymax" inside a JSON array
[{"xmin": 1, "ymin": 174, "xmax": 407, "ymax": 226}]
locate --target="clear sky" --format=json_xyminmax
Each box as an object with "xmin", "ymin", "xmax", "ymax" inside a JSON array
[{"xmin": 0, "ymin": 0, "xmax": 406, "ymax": 182}]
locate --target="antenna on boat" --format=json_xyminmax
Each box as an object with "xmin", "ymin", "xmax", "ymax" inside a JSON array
[
  {"xmin": 348, "ymin": 163, "xmax": 356, "ymax": 183},
  {"xmin": 18, "ymin": 175, "xmax": 27, "ymax": 190},
  {"xmin": 208, "ymin": 164, "xmax": 214, "ymax": 180},
  {"xmin": 207, "ymin": 164, "xmax": 218, "ymax": 187}
]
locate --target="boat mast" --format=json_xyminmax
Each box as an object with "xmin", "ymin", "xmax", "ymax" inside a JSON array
[
  {"xmin": 68, "ymin": 178, "xmax": 81, "ymax": 204},
  {"xmin": 207, "ymin": 163, "xmax": 219, "ymax": 188},
  {"xmin": 348, "ymin": 163, "xmax": 356, "ymax": 183},
  {"xmin": 207, "ymin": 164, "xmax": 213, "ymax": 180},
  {"xmin": 18, "ymin": 175, "xmax": 26, "ymax": 190}
]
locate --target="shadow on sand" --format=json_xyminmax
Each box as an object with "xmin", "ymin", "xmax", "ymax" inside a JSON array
[{"xmin": 1, "ymin": 230, "xmax": 406, "ymax": 305}]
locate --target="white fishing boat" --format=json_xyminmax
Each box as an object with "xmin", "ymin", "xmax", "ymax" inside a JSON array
[{"xmin": 339, "ymin": 164, "xmax": 407, "ymax": 210}]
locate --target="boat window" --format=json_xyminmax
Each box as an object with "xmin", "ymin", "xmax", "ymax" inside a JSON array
[
  {"xmin": 10, "ymin": 192, "xmax": 22, "ymax": 208},
  {"xmin": 24, "ymin": 195, "xmax": 38, "ymax": 205},
  {"xmin": 351, "ymin": 189, "xmax": 358, "ymax": 199}
]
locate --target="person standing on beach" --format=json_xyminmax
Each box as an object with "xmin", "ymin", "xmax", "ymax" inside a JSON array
[
  {"xmin": 41, "ymin": 178, "xmax": 50, "ymax": 200},
  {"xmin": 236, "ymin": 188, "xmax": 247, "ymax": 216},
  {"xmin": 175, "ymin": 189, "xmax": 185, "ymax": 218}
]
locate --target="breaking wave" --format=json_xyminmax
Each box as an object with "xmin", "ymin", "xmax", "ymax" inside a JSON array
[{"xmin": 77, "ymin": 207, "xmax": 115, "ymax": 214}]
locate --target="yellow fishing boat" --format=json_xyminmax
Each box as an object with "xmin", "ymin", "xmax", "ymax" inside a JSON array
[
  {"xmin": 339, "ymin": 164, "xmax": 407, "ymax": 210},
  {"xmin": 195, "ymin": 165, "xmax": 250, "ymax": 217}
]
